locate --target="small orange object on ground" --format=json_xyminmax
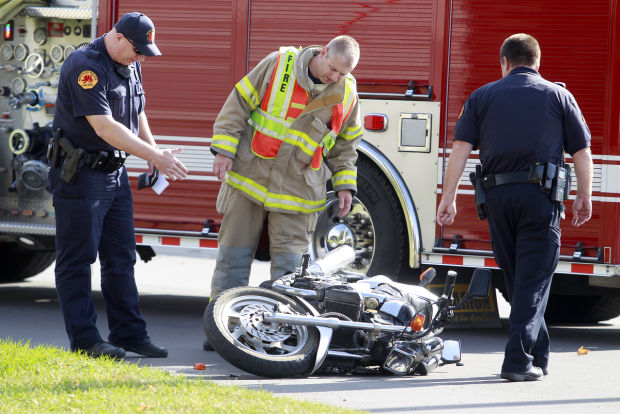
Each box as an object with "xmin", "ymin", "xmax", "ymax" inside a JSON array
[
  {"xmin": 577, "ymin": 346, "xmax": 590, "ymax": 355},
  {"xmin": 194, "ymin": 363, "xmax": 206, "ymax": 370}
]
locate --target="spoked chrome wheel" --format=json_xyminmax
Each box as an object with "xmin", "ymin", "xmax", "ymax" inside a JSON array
[
  {"xmin": 221, "ymin": 295, "xmax": 310, "ymax": 357},
  {"xmin": 203, "ymin": 287, "xmax": 319, "ymax": 378},
  {"xmin": 311, "ymin": 192, "xmax": 375, "ymax": 273}
]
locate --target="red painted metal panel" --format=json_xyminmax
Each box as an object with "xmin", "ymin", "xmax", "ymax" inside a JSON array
[
  {"xmin": 112, "ymin": 1, "xmax": 234, "ymax": 231},
  {"xmin": 439, "ymin": 0, "xmax": 618, "ymax": 267},
  {"xmin": 116, "ymin": 1, "xmax": 235, "ymax": 138},
  {"xmin": 248, "ymin": 0, "xmax": 438, "ymax": 94},
  {"xmin": 200, "ymin": 239, "xmax": 218, "ymax": 248},
  {"xmin": 161, "ymin": 237, "xmax": 181, "ymax": 246},
  {"xmin": 442, "ymin": 255, "xmax": 463, "ymax": 265},
  {"xmin": 571, "ymin": 263, "xmax": 594, "ymax": 274}
]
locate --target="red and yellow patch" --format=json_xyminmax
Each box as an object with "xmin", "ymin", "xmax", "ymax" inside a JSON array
[
  {"xmin": 458, "ymin": 105, "xmax": 464, "ymax": 119},
  {"xmin": 77, "ymin": 70, "xmax": 98, "ymax": 89},
  {"xmin": 146, "ymin": 29, "xmax": 154, "ymax": 43}
]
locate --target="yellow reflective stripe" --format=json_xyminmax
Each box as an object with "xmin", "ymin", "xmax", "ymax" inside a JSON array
[
  {"xmin": 249, "ymin": 109, "xmax": 291, "ymax": 139},
  {"xmin": 341, "ymin": 75, "xmax": 357, "ymax": 121},
  {"xmin": 340, "ymin": 126, "xmax": 362, "ymax": 140},
  {"xmin": 277, "ymin": 52, "xmax": 297, "ymax": 119},
  {"xmin": 332, "ymin": 169, "xmax": 357, "ymax": 187},
  {"xmin": 268, "ymin": 50, "xmax": 296, "ymax": 118},
  {"xmin": 290, "ymin": 102, "xmax": 306, "ymax": 110},
  {"xmin": 287, "ymin": 129, "xmax": 318, "ymax": 156},
  {"xmin": 228, "ymin": 171, "xmax": 267, "ymax": 202},
  {"xmin": 235, "ymin": 77, "xmax": 259, "ymax": 109},
  {"xmin": 228, "ymin": 171, "xmax": 326, "ymax": 213},
  {"xmin": 321, "ymin": 131, "xmax": 336, "ymax": 152},
  {"xmin": 333, "ymin": 178, "xmax": 356, "ymax": 186},
  {"xmin": 212, "ymin": 135, "xmax": 239, "ymax": 154},
  {"xmin": 333, "ymin": 170, "xmax": 357, "ymax": 179},
  {"xmin": 265, "ymin": 193, "xmax": 326, "ymax": 213}
]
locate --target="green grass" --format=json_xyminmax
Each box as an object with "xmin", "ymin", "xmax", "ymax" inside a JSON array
[{"xmin": 0, "ymin": 339, "xmax": 366, "ymax": 414}]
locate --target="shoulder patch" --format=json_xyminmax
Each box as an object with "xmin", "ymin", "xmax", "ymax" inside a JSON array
[
  {"xmin": 77, "ymin": 70, "xmax": 98, "ymax": 89},
  {"xmin": 458, "ymin": 105, "xmax": 464, "ymax": 119}
]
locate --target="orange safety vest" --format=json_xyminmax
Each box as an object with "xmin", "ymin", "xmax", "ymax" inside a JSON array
[{"xmin": 247, "ymin": 48, "xmax": 355, "ymax": 169}]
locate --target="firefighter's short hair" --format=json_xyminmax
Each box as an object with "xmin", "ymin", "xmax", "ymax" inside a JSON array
[
  {"xmin": 326, "ymin": 35, "xmax": 360, "ymax": 69},
  {"xmin": 500, "ymin": 33, "xmax": 541, "ymax": 68}
]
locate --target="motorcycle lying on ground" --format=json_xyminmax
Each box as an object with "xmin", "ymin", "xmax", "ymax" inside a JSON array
[{"xmin": 203, "ymin": 246, "xmax": 491, "ymax": 378}]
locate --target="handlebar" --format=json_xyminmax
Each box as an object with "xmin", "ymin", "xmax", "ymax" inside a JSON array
[{"xmin": 442, "ymin": 270, "xmax": 457, "ymax": 298}]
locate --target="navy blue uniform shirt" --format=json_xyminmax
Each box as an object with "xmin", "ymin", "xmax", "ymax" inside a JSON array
[
  {"xmin": 454, "ymin": 66, "xmax": 591, "ymax": 174},
  {"xmin": 53, "ymin": 36, "xmax": 145, "ymax": 152}
]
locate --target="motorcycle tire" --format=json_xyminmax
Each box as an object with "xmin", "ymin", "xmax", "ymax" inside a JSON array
[{"xmin": 203, "ymin": 287, "xmax": 320, "ymax": 378}]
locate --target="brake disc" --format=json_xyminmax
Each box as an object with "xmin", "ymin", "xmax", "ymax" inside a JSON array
[{"xmin": 239, "ymin": 303, "xmax": 292, "ymax": 342}]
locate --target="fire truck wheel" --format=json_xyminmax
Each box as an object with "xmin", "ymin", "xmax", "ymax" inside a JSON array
[
  {"xmin": 312, "ymin": 157, "xmax": 407, "ymax": 276},
  {"xmin": 0, "ymin": 243, "xmax": 55, "ymax": 283},
  {"xmin": 545, "ymin": 294, "xmax": 620, "ymax": 323}
]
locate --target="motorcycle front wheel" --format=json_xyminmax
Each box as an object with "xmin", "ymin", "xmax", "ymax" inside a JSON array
[{"xmin": 203, "ymin": 287, "xmax": 319, "ymax": 378}]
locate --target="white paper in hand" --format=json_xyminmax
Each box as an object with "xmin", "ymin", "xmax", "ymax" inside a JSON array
[{"xmin": 152, "ymin": 175, "xmax": 169, "ymax": 195}]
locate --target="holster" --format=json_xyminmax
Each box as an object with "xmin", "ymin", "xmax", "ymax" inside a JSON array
[
  {"xmin": 46, "ymin": 128, "xmax": 63, "ymax": 168},
  {"xmin": 59, "ymin": 137, "xmax": 86, "ymax": 184},
  {"xmin": 469, "ymin": 164, "xmax": 487, "ymax": 220}
]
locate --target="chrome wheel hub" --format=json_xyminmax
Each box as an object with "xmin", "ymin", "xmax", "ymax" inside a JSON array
[{"xmin": 312, "ymin": 193, "xmax": 375, "ymax": 273}]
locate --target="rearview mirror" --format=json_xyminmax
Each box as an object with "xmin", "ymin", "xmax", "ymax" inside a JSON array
[
  {"xmin": 441, "ymin": 339, "xmax": 461, "ymax": 363},
  {"xmin": 454, "ymin": 268, "xmax": 491, "ymax": 310}
]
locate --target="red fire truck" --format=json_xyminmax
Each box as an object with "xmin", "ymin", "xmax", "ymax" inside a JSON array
[{"xmin": 1, "ymin": 0, "xmax": 619, "ymax": 322}]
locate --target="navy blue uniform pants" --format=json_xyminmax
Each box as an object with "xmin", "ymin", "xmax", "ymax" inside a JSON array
[
  {"xmin": 49, "ymin": 166, "xmax": 148, "ymax": 349},
  {"xmin": 486, "ymin": 183, "xmax": 560, "ymax": 373}
]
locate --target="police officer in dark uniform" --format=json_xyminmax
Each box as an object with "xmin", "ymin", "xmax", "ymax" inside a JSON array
[
  {"xmin": 437, "ymin": 33, "xmax": 593, "ymax": 381},
  {"xmin": 50, "ymin": 12, "xmax": 188, "ymax": 358}
]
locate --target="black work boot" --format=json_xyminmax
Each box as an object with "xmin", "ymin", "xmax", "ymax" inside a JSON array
[
  {"xmin": 109, "ymin": 339, "xmax": 168, "ymax": 358},
  {"xmin": 72, "ymin": 341, "xmax": 126, "ymax": 359}
]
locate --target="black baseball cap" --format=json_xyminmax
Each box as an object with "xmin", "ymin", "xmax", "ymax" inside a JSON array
[{"xmin": 114, "ymin": 12, "xmax": 161, "ymax": 56}]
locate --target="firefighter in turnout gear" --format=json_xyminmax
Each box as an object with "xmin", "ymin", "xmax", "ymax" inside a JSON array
[{"xmin": 206, "ymin": 35, "xmax": 362, "ymax": 325}]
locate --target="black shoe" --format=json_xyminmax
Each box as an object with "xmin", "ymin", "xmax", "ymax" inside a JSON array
[
  {"xmin": 203, "ymin": 338, "xmax": 214, "ymax": 352},
  {"xmin": 110, "ymin": 339, "xmax": 168, "ymax": 358},
  {"xmin": 501, "ymin": 366, "xmax": 543, "ymax": 382},
  {"xmin": 72, "ymin": 341, "xmax": 125, "ymax": 359}
]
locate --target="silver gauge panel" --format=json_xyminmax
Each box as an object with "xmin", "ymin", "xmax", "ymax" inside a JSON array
[
  {"xmin": 50, "ymin": 44, "xmax": 64, "ymax": 63},
  {"xmin": 1, "ymin": 43, "xmax": 14, "ymax": 61},
  {"xmin": 63, "ymin": 45, "xmax": 75, "ymax": 60},
  {"xmin": 33, "ymin": 27, "xmax": 47, "ymax": 45},
  {"xmin": 11, "ymin": 77, "xmax": 26, "ymax": 94},
  {"xmin": 14, "ymin": 44, "xmax": 29, "ymax": 61}
]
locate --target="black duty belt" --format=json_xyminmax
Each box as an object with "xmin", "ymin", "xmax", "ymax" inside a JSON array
[
  {"xmin": 481, "ymin": 171, "xmax": 530, "ymax": 190},
  {"xmin": 48, "ymin": 131, "xmax": 128, "ymax": 184}
]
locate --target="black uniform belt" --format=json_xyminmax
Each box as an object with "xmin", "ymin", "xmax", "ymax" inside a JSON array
[{"xmin": 481, "ymin": 171, "xmax": 531, "ymax": 190}]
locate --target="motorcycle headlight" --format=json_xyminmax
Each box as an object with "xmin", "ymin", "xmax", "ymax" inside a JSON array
[{"xmin": 382, "ymin": 341, "xmax": 420, "ymax": 375}]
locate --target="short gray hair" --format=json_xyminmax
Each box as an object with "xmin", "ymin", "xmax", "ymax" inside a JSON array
[{"xmin": 326, "ymin": 35, "xmax": 360, "ymax": 69}]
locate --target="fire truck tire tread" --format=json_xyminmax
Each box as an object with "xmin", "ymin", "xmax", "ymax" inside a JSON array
[
  {"xmin": 356, "ymin": 157, "xmax": 408, "ymax": 276},
  {"xmin": 545, "ymin": 294, "xmax": 620, "ymax": 323},
  {"xmin": 0, "ymin": 243, "xmax": 55, "ymax": 283}
]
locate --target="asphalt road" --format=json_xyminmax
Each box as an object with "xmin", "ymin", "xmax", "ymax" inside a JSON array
[{"xmin": 2, "ymin": 247, "xmax": 620, "ymax": 413}]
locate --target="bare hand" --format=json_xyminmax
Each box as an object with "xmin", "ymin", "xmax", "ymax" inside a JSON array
[
  {"xmin": 154, "ymin": 147, "xmax": 188, "ymax": 181},
  {"xmin": 213, "ymin": 153, "xmax": 233, "ymax": 181},
  {"xmin": 337, "ymin": 190, "xmax": 353, "ymax": 218},
  {"xmin": 436, "ymin": 198, "xmax": 456, "ymax": 226},
  {"xmin": 572, "ymin": 195, "xmax": 592, "ymax": 227}
]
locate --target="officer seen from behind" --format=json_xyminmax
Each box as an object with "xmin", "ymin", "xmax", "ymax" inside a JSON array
[
  {"xmin": 436, "ymin": 33, "xmax": 593, "ymax": 381},
  {"xmin": 49, "ymin": 12, "xmax": 188, "ymax": 358}
]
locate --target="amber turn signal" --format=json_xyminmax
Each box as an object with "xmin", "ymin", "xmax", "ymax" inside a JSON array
[{"xmin": 410, "ymin": 314, "xmax": 426, "ymax": 331}]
